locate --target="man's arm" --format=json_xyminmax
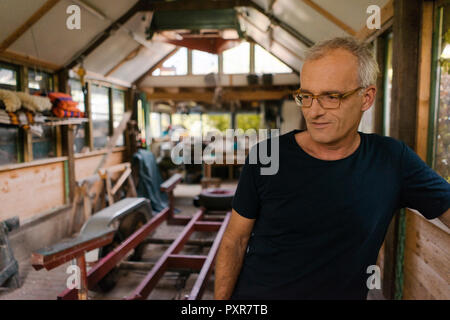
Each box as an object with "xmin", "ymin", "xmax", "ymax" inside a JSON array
[
  {"xmin": 438, "ymin": 208, "xmax": 450, "ymax": 228},
  {"xmin": 214, "ymin": 209, "xmax": 255, "ymax": 300}
]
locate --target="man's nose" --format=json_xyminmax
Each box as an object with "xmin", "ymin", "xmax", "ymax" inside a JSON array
[{"xmin": 308, "ymin": 98, "xmax": 326, "ymax": 118}]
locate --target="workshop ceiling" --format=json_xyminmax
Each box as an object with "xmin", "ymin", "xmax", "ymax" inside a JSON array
[{"xmin": 0, "ymin": 0, "xmax": 390, "ymax": 87}]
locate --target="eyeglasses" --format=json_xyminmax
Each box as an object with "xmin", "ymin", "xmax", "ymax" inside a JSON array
[{"xmin": 292, "ymin": 87, "xmax": 363, "ymax": 109}]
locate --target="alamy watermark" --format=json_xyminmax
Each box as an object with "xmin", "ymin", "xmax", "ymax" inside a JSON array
[
  {"xmin": 170, "ymin": 129, "xmax": 280, "ymax": 176},
  {"xmin": 66, "ymin": 5, "xmax": 81, "ymax": 30}
]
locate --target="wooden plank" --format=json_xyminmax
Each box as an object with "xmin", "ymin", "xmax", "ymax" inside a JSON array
[
  {"xmin": 85, "ymin": 81, "xmax": 94, "ymax": 150},
  {"xmin": 0, "ymin": 162, "xmax": 65, "ymax": 222},
  {"xmin": 403, "ymin": 268, "xmax": 435, "ymax": 300},
  {"xmin": 0, "ymin": 0, "xmax": 61, "ymax": 52},
  {"xmin": 134, "ymin": 48, "xmax": 179, "ymax": 86},
  {"xmin": 0, "ymin": 50, "xmax": 60, "ymax": 71},
  {"xmin": 301, "ymin": 0, "xmax": 356, "ymax": 36},
  {"xmin": 64, "ymin": 1, "xmax": 144, "ymax": 70},
  {"xmin": 111, "ymin": 168, "xmax": 131, "ymax": 195},
  {"xmin": 62, "ymin": 125, "xmax": 76, "ymax": 201},
  {"xmin": 105, "ymin": 45, "xmax": 143, "ymax": 77},
  {"xmin": 356, "ymin": 0, "xmax": 394, "ymax": 41},
  {"xmin": 374, "ymin": 35, "xmax": 386, "ymax": 135},
  {"xmin": 415, "ymin": 1, "xmax": 434, "ymax": 161},
  {"xmin": 403, "ymin": 249, "xmax": 450, "ymax": 299}
]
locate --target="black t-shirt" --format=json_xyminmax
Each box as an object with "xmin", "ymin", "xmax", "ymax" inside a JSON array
[{"xmin": 231, "ymin": 129, "xmax": 450, "ymax": 300}]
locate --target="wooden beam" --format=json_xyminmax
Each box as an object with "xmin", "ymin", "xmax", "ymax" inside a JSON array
[
  {"xmin": 0, "ymin": 0, "xmax": 60, "ymax": 52},
  {"xmin": 301, "ymin": 0, "xmax": 356, "ymax": 36},
  {"xmin": 356, "ymin": 0, "xmax": 394, "ymax": 41},
  {"xmin": 104, "ymin": 46, "xmax": 143, "ymax": 78},
  {"xmin": 249, "ymin": 1, "xmax": 314, "ymax": 47},
  {"xmin": 145, "ymin": 89, "xmax": 291, "ymax": 102},
  {"xmin": 142, "ymin": 0, "xmax": 253, "ymax": 11},
  {"xmin": 64, "ymin": 0, "xmax": 144, "ymax": 70},
  {"xmin": 134, "ymin": 48, "xmax": 179, "ymax": 86},
  {"xmin": 0, "ymin": 50, "xmax": 60, "ymax": 71},
  {"xmin": 415, "ymin": 1, "xmax": 433, "ymax": 161},
  {"xmin": 383, "ymin": 0, "xmax": 423, "ymax": 300}
]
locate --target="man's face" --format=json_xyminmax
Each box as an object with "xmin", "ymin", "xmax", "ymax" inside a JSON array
[{"xmin": 300, "ymin": 48, "xmax": 372, "ymax": 144}]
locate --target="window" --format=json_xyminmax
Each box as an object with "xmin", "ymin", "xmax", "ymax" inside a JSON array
[
  {"xmin": 32, "ymin": 126, "xmax": 56, "ymax": 160},
  {"xmin": 254, "ymin": 44, "xmax": 292, "ymax": 74},
  {"xmin": 202, "ymin": 113, "xmax": 231, "ymax": 135},
  {"xmin": 0, "ymin": 63, "xmax": 19, "ymax": 90},
  {"xmin": 0, "ymin": 127, "xmax": 19, "ymax": 165},
  {"xmin": 235, "ymin": 113, "xmax": 261, "ymax": 131},
  {"xmin": 432, "ymin": 4, "xmax": 450, "ymax": 182},
  {"xmin": 150, "ymin": 112, "xmax": 161, "ymax": 138},
  {"xmin": 112, "ymin": 89, "xmax": 125, "ymax": 146},
  {"xmin": 192, "ymin": 50, "xmax": 219, "ymax": 75},
  {"xmin": 90, "ymin": 84, "xmax": 110, "ymax": 149},
  {"xmin": 69, "ymin": 79, "xmax": 86, "ymax": 153},
  {"xmin": 152, "ymin": 47, "xmax": 188, "ymax": 76},
  {"xmin": 161, "ymin": 113, "xmax": 171, "ymax": 135},
  {"xmin": 172, "ymin": 113, "xmax": 202, "ymax": 137},
  {"xmin": 28, "ymin": 69, "xmax": 53, "ymax": 94},
  {"xmin": 223, "ymin": 42, "xmax": 250, "ymax": 74}
]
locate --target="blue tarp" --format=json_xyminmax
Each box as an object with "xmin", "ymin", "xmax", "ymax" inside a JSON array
[{"xmin": 132, "ymin": 149, "xmax": 168, "ymax": 214}]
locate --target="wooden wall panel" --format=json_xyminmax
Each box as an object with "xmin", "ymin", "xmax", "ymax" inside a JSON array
[
  {"xmin": 0, "ymin": 161, "xmax": 65, "ymax": 222},
  {"xmin": 403, "ymin": 212, "xmax": 450, "ymax": 300},
  {"xmin": 74, "ymin": 150, "xmax": 124, "ymax": 181}
]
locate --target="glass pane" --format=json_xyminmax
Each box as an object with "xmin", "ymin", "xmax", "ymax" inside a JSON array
[
  {"xmin": 223, "ymin": 42, "xmax": 250, "ymax": 74},
  {"xmin": 161, "ymin": 113, "xmax": 171, "ymax": 136},
  {"xmin": 0, "ymin": 126, "xmax": 18, "ymax": 165},
  {"xmin": 32, "ymin": 126, "xmax": 56, "ymax": 160},
  {"xmin": 235, "ymin": 113, "xmax": 261, "ymax": 131},
  {"xmin": 150, "ymin": 112, "xmax": 161, "ymax": 138},
  {"xmin": 202, "ymin": 113, "xmax": 231, "ymax": 135},
  {"xmin": 254, "ymin": 44, "xmax": 292, "ymax": 74},
  {"xmin": 152, "ymin": 47, "xmax": 188, "ymax": 76},
  {"xmin": 91, "ymin": 85, "xmax": 109, "ymax": 149},
  {"xmin": 0, "ymin": 67, "xmax": 17, "ymax": 89},
  {"xmin": 192, "ymin": 50, "xmax": 219, "ymax": 75},
  {"xmin": 113, "ymin": 89, "xmax": 125, "ymax": 146},
  {"xmin": 172, "ymin": 113, "xmax": 202, "ymax": 137},
  {"xmin": 435, "ymin": 6, "xmax": 450, "ymax": 182},
  {"xmin": 69, "ymin": 79, "xmax": 85, "ymax": 112},
  {"xmin": 28, "ymin": 69, "xmax": 53, "ymax": 93}
]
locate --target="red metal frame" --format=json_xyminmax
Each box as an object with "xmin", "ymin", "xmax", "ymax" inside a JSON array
[{"xmin": 34, "ymin": 172, "xmax": 231, "ymax": 300}]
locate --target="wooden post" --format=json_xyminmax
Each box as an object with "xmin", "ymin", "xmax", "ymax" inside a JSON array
[
  {"xmin": 374, "ymin": 34, "xmax": 388, "ymax": 135},
  {"xmin": 383, "ymin": 0, "xmax": 422, "ymax": 300},
  {"xmin": 62, "ymin": 124, "xmax": 76, "ymax": 201},
  {"xmin": 85, "ymin": 81, "xmax": 94, "ymax": 151},
  {"xmin": 76, "ymin": 255, "xmax": 88, "ymax": 300}
]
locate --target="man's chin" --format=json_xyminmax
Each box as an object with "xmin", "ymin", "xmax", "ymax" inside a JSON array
[{"xmin": 308, "ymin": 128, "xmax": 334, "ymax": 144}]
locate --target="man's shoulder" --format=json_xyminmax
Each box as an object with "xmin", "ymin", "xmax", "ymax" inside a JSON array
[{"xmin": 361, "ymin": 132, "xmax": 406, "ymax": 154}]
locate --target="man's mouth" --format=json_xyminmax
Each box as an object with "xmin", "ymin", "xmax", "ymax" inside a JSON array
[{"xmin": 310, "ymin": 122, "xmax": 331, "ymax": 128}]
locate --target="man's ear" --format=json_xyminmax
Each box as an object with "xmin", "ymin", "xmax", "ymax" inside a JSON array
[{"xmin": 361, "ymin": 85, "xmax": 377, "ymax": 111}]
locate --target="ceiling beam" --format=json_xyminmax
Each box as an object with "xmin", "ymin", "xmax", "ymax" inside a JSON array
[
  {"xmin": 142, "ymin": 0, "xmax": 253, "ymax": 11},
  {"xmin": 104, "ymin": 45, "xmax": 143, "ymax": 77},
  {"xmin": 356, "ymin": 0, "xmax": 394, "ymax": 41},
  {"xmin": 301, "ymin": 0, "xmax": 356, "ymax": 36},
  {"xmin": 134, "ymin": 47, "xmax": 179, "ymax": 86},
  {"xmin": 63, "ymin": 0, "xmax": 145, "ymax": 70},
  {"xmin": 144, "ymin": 88, "xmax": 292, "ymax": 102},
  {"xmin": 0, "ymin": 49, "xmax": 60, "ymax": 71},
  {"xmin": 248, "ymin": 2, "xmax": 314, "ymax": 47},
  {"xmin": 0, "ymin": 0, "xmax": 61, "ymax": 52}
]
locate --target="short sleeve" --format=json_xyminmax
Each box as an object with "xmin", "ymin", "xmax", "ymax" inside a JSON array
[
  {"xmin": 399, "ymin": 142, "xmax": 450, "ymax": 219},
  {"xmin": 232, "ymin": 155, "xmax": 260, "ymax": 219}
]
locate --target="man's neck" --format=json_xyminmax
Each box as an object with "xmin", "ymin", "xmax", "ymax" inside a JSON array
[{"xmin": 295, "ymin": 130, "xmax": 361, "ymax": 161}]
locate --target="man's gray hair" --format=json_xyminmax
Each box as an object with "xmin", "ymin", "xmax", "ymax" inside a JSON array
[{"xmin": 304, "ymin": 37, "xmax": 379, "ymax": 88}]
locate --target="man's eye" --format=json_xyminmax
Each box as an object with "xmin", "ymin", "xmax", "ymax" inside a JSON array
[
  {"xmin": 326, "ymin": 95, "xmax": 339, "ymax": 100},
  {"xmin": 301, "ymin": 94, "xmax": 312, "ymax": 99}
]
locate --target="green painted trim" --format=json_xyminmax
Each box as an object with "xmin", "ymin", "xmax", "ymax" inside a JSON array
[
  {"xmin": 427, "ymin": 6, "xmax": 443, "ymax": 167},
  {"xmin": 394, "ymin": 208, "xmax": 406, "ymax": 300},
  {"xmin": 63, "ymin": 160, "xmax": 69, "ymax": 204}
]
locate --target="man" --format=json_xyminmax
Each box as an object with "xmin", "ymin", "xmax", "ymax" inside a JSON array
[{"xmin": 214, "ymin": 37, "xmax": 450, "ymax": 300}]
